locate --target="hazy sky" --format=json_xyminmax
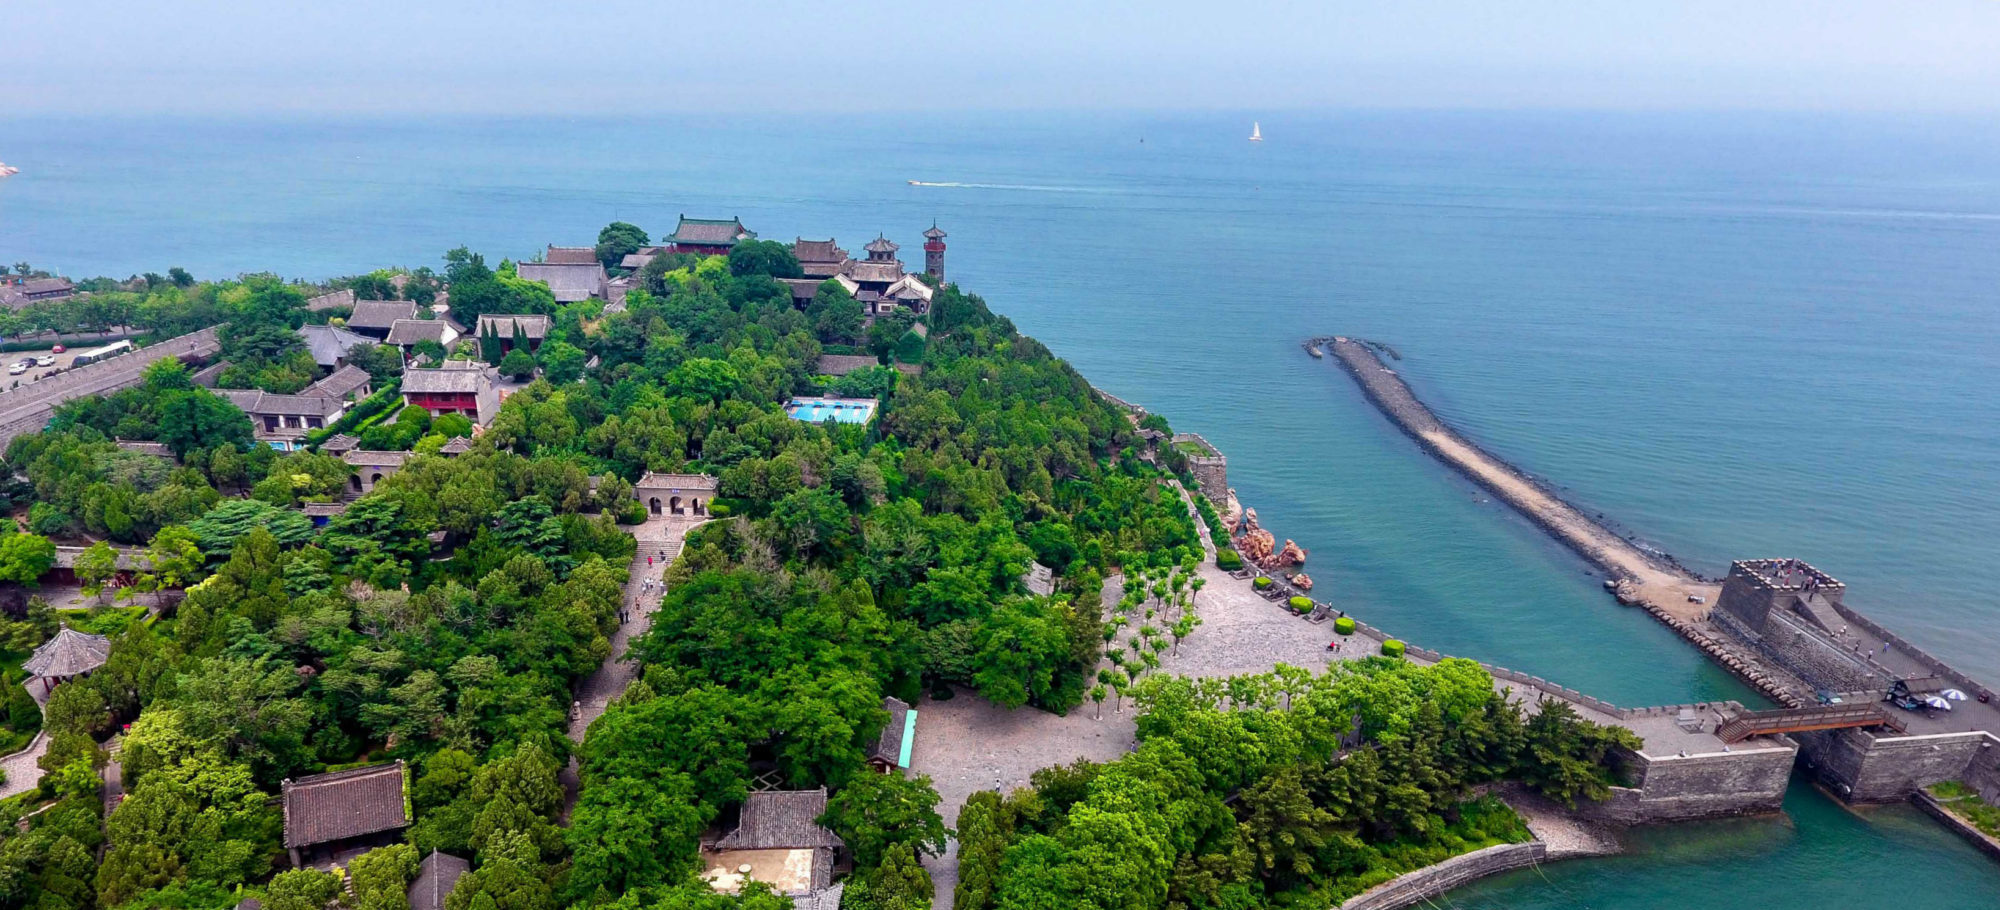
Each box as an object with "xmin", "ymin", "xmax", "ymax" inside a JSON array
[{"xmin": 7, "ymin": 1, "xmax": 2000, "ymax": 114}]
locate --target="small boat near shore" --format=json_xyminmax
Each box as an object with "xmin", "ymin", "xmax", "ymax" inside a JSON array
[{"xmin": 0, "ymin": 162, "xmax": 18, "ymax": 177}]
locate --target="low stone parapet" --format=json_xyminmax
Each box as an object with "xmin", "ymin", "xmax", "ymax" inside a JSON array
[{"xmin": 1337, "ymin": 842, "xmax": 1546, "ymax": 910}]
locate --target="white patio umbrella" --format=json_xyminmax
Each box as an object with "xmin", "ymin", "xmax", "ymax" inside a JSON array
[
  {"xmin": 1922, "ymin": 695, "xmax": 1954, "ymax": 710},
  {"xmin": 1940, "ymin": 688, "xmax": 1969, "ymax": 701}
]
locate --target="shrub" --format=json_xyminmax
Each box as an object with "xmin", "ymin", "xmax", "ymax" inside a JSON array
[
  {"xmin": 1334, "ymin": 616, "xmax": 1356, "ymax": 636},
  {"xmin": 1252, "ymin": 576, "xmax": 1273, "ymax": 590},
  {"xmin": 1215, "ymin": 549, "xmax": 1242, "ymax": 571},
  {"xmin": 706, "ymin": 502, "xmax": 731, "ymax": 518},
  {"xmin": 616, "ymin": 501, "xmax": 647, "ymax": 525},
  {"xmin": 1287, "ymin": 596, "xmax": 1312, "ymax": 613},
  {"xmin": 1381, "ymin": 639, "xmax": 1406, "ymax": 658}
]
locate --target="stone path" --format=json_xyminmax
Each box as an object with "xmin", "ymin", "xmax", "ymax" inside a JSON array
[
  {"xmin": 0, "ymin": 730, "xmax": 49, "ymax": 800},
  {"xmin": 559, "ymin": 516, "xmax": 704, "ymax": 814}
]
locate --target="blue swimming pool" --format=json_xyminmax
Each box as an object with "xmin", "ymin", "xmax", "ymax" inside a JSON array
[{"xmin": 784, "ymin": 396, "xmax": 878, "ymax": 424}]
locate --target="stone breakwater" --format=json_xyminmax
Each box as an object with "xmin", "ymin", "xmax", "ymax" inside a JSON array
[{"xmin": 1319, "ymin": 335, "xmax": 1812, "ymax": 707}]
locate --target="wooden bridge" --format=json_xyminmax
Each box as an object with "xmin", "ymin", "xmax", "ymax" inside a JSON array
[{"xmin": 1715, "ymin": 704, "xmax": 1903, "ymax": 743}]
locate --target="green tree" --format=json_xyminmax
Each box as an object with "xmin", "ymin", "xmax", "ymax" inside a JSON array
[
  {"xmin": 499, "ymin": 348, "xmax": 537, "ymax": 381},
  {"xmin": 725, "ymin": 240, "xmax": 802, "ymax": 279},
  {"xmin": 537, "ymin": 340, "xmax": 586, "ymax": 385},
  {"xmin": 596, "ymin": 222, "xmax": 650, "ymax": 270},
  {"xmin": 156, "ymin": 389, "xmax": 253, "ymax": 457},
  {"xmin": 0, "ymin": 532, "xmax": 58, "ymax": 587},
  {"xmin": 348, "ymin": 843, "xmax": 420, "ymax": 910},
  {"xmin": 843, "ymin": 842, "xmax": 934, "ymax": 910},
  {"xmin": 75, "ymin": 540, "xmax": 119, "ymax": 604},
  {"xmin": 820, "ymin": 772, "xmax": 950, "ymax": 869}
]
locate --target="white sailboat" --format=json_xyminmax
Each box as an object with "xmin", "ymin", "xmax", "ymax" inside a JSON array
[{"xmin": 1248, "ymin": 121, "xmax": 1263, "ymax": 142}]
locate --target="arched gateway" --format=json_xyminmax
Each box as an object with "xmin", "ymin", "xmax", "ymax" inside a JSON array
[{"xmin": 634, "ymin": 472, "xmax": 719, "ymax": 518}]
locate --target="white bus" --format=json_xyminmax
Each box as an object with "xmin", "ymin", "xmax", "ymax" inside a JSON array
[{"xmin": 70, "ymin": 340, "xmax": 133, "ymax": 366}]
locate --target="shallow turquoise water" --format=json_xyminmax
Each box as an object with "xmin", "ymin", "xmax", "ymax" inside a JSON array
[{"xmin": 4, "ymin": 110, "xmax": 1999, "ymax": 900}]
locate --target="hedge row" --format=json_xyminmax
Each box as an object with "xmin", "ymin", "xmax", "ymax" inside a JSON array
[{"xmin": 306, "ymin": 378, "xmax": 403, "ymax": 447}]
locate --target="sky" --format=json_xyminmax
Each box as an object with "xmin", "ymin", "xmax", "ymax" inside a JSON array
[{"xmin": 5, "ymin": 1, "xmax": 2000, "ymax": 114}]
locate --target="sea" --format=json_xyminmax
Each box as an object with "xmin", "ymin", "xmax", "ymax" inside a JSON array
[{"xmin": 5, "ymin": 111, "xmax": 2000, "ymax": 903}]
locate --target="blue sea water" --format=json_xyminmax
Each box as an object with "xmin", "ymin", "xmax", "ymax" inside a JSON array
[{"xmin": 5, "ymin": 111, "xmax": 2000, "ymax": 900}]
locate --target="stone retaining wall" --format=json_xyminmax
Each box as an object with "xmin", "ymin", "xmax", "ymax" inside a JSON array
[
  {"xmin": 1337, "ymin": 842, "xmax": 1546, "ymax": 910},
  {"xmin": 1798, "ymin": 728, "xmax": 1996, "ymax": 803},
  {"xmin": 1581, "ymin": 745, "xmax": 1794, "ymax": 823},
  {"xmin": 1912, "ymin": 792, "xmax": 2000, "ymax": 862}
]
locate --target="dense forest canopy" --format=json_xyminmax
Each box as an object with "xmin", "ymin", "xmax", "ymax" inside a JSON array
[{"xmin": 0, "ymin": 230, "xmax": 1639, "ymax": 910}]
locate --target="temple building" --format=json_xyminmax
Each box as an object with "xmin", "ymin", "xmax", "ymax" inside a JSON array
[
  {"xmin": 792, "ymin": 238, "xmax": 850, "ymax": 279},
  {"xmin": 701, "ymin": 789, "xmax": 844, "ymax": 903},
  {"xmin": 345, "ymin": 300, "xmax": 420, "ymax": 340},
  {"xmin": 401, "ymin": 362, "xmax": 501, "ymax": 424},
  {"xmin": 785, "ymin": 229, "xmax": 940, "ymax": 317},
  {"xmin": 222, "ymin": 365, "xmax": 376, "ymax": 451},
  {"xmin": 281, "ymin": 762, "xmax": 411, "ymax": 867},
  {"xmin": 665, "ymin": 215, "xmax": 756, "ymax": 256},
  {"xmin": 542, "ymin": 245, "xmax": 599, "ymax": 265}
]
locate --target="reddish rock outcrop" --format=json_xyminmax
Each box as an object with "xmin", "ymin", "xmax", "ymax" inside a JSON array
[{"xmin": 1292, "ymin": 573, "xmax": 1314, "ymax": 591}]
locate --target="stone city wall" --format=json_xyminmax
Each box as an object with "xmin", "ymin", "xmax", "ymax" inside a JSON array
[
  {"xmin": 1580, "ymin": 745, "xmax": 1795, "ymax": 824},
  {"xmin": 1337, "ymin": 842, "xmax": 1546, "ymax": 910},
  {"xmin": 1962, "ymin": 734, "xmax": 2000, "ymax": 805},
  {"xmin": 1757, "ymin": 610, "xmax": 1884, "ymax": 692},
  {"xmin": 1912, "ymin": 791, "xmax": 2000, "ymax": 862},
  {"xmin": 1170, "ymin": 433, "xmax": 1229, "ymax": 504},
  {"xmin": 1825, "ymin": 600, "xmax": 1998, "ymax": 702},
  {"xmin": 1798, "ymin": 728, "xmax": 1992, "ymax": 803}
]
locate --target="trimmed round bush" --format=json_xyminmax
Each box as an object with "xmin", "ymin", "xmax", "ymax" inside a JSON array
[
  {"xmin": 1381, "ymin": 639, "xmax": 1406, "ymax": 658},
  {"xmin": 1288, "ymin": 596, "xmax": 1312, "ymax": 613},
  {"xmin": 1215, "ymin": 549, "xmax": 1242, "ymax": 571},
  {"xmin": 1252, "ymin": 576, "xmax": 1273, "ymax": 590},
  {"xmin": 706, "ymin": 502, "xmax": 732, "ymax": 518},
  {"xmin": 1334, "ymin": 616, "xmax": 1356, "ymax": 636}
]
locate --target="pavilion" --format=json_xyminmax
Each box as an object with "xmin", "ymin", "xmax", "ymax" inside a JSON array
[{"xmin": 23, "ymin": 628, "xmax": 111, "ymax": 694}]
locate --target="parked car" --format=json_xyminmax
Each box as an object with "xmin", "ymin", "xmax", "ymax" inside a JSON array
[
  {"xmin": 7, "ymin": 363, "xmax": 28, "ymax": 376},
  {"xmin": 34, "ymin": 355, "xmax": 55, "ymax": 367},
  {"xmin": 50, "ymin": 345, "xmax": 65, "ymax": 353}
]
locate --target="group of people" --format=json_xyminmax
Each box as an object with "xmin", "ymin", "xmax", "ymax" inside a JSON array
[{"xmin": 1769, "ymin": 558, "xmax": 1828, "ymax": 595}]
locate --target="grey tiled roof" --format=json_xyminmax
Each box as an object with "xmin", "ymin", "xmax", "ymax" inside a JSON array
[
  {"xmin": 845, "ymin": 261, "xmax": 903, "ymax": 284},
  {"xmin": 635, "ymin": 472, "xmax": 719, "ymax": 492},
  {"xmin": 409, "ymin": 851, "xmax": 470, "ymax": 910},
  {"xmin": 24, "ymin": 628, "xmax": 111, "ymax": 678},
  {"xmin": 281, "ymin": 762, "xmax": 409, "ymax": 849},
  {"xmin": 793, "ymin": 239, "xmax": 846, "ymax": 264},
  {"xmin": 715, "ymin": 789, "xmax": 844, "ymax": 850},
  {"xmin": 402, "ymin": 366, "xmax": 490, "ymax": 394},
  {"xmin": 220, "ymin": 389, "xmax": 345, "ymax": 418},
  {"xmin": 868, "ymin": 696, "xmax": 913, "ymax": 766},
  {"xmin": 303, "ymin": 364, "xmax": 372, "ymax": 399},
  {"xmin": 475, "ymin": 313, "xmax": 551, "ymax": 340},
  {"xmin": 863, "ymin": 235, "xmax": 899, "ymax": 255},
  {"xmin": 305, "ymin": 289, "xmax": 356, "ymax": 312},
  {"xmin": 544, "ymin": 245, "xmax": 599, "ymax": 265},
  {"xmin": 297, "ymin": 323, "xmax": 375, "ymax": 367},
  {"xmin": 515, "ymin": 262, "xmax": 606, "ymax": 302},
  {"xmin": 668, "ymin": 215, "xmax": 755, "ymax": 246},
  {"xmin": 384, "ymin": 319, "xmax": 453, "ymax": 346},
  {"xmin": 348, "ymin": 300, "xmax": 419, "ymax": 330}
]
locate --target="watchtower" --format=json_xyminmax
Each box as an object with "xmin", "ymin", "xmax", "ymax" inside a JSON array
[
  {"xmin": 923, "ymin": 223, "xmax": 947, "ymax": 283},
  {"xmin": 1716, "ymin": 559, "xmax": 1845, "ymax": 635}
]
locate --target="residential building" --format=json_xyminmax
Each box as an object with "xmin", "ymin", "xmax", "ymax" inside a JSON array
[
  {"xmin": 383, "ymin": 318, "xmax": 460, "ymax": 352},
  {"xmin": 298, "ymin": 323, "xmax": 376, "ymax": 369},
  {"xmin": 346, "ymin": 300, "xmax": 420, "ymax": 340},
  {"xmin": 221, "ymin": 365, "xmax": 373, "ymax": 451},
  {"xmin": 0, "ymin": 277, "xmax": 75, "ymax": 310}
]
